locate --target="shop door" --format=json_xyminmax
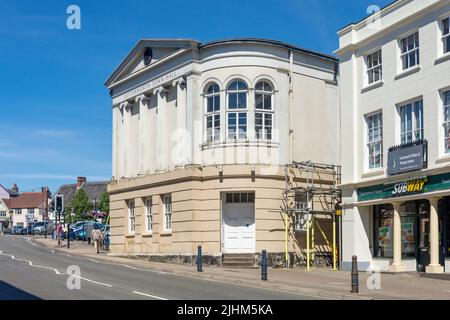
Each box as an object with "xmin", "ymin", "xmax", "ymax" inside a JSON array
[{"xmin": 417, "ymin": 213, "xmax": 430, "ymax": 272}]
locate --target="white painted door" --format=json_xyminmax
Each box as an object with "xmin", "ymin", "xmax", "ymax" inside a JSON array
[{"xmin": 223, "ymin": 193, "xmax": 255, "ymax": 253}]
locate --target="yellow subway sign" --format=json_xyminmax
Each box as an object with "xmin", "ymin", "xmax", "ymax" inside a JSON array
[
  {"xmin": 392, "ymin": 178, "xmax": 428, "ymax": 196},
  {"xmin": 357, "ymin": 173, "xmax": 450, "ymax": 202}
]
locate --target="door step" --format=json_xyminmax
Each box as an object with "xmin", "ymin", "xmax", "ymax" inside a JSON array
[{"xmin": 222, "ymin": 254, "xmax": 255, "ymax": 268}]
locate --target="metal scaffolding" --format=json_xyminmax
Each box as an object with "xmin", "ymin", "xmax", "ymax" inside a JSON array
[{"xmin": 282, "ymin": 161, "xmax": 342, "ymax": 270}]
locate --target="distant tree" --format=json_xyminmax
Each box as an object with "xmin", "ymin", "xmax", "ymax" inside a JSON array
[
  {"xmin": 62, "ymin": 205, "xmax": 73, "ymax": 224},
  {"xmin": 71, "ymin": 189, "xmax": 93, "ymax": 221},
  {"xmin": 98, "ymin": 191, "xmax": 110, "ymax": 214}
]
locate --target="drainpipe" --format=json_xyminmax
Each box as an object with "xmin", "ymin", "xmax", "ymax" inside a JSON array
[
  {"xmin": 288, "ymin": 50, "xmax": 294, "ymax": 164},
  {"xmin": 287, "ymin": 50, "xmax": 294, "ymax": 267}
]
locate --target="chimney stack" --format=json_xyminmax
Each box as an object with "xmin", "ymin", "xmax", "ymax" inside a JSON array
[
  {"xmin": 11, "ymin": 183, "xmax": 19, "ymax": 193},
  {"xmin": 77, "ymin": 176, "xmax": 87, "ymax": 189}
]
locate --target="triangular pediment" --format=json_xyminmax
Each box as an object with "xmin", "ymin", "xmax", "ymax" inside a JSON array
[{"xmin": 105, "ymin": 39, "xmax": 199, "ymax": 87}]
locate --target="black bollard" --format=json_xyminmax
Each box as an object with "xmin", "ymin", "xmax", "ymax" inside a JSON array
[
  {"xmin": 67, "ymin": 223, "xmax": 70, "ymax": 249},
  {"xmin": 197, "ymin": 245, "xmax": 203, "ymax": 272},
  {"xmin": 351, "ymin": 255, "xmax": 359, "ymax": 293},
  {"xmin": 261, "ymin": 249, "xmax": 268, "ymax": 281}
]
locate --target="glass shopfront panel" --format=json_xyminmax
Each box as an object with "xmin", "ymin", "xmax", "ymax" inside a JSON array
[
  {"xmin": 400, "ymin": 202, "xmax": 417, "ymax": 259},
  {"xmin": 374, "ymin": 205, "xmax": 393, "ymax": 258},
  {"xmin": 373, "ymin": 202, "xmax": 423, "ymax": 260}
]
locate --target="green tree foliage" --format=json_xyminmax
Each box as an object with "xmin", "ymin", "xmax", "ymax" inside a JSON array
[
  {"xmin": 71, "ymin": 188, "xmax": 93, "ymax": 221},
  {"xmin": 98, "ymin": 191, "xmax": 110, "ymax": 214}
]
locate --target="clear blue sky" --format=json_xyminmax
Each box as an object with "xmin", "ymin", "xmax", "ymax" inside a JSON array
[{"xmin": 0, "ymin": 0, "xmax": 392, "ymax": 194}]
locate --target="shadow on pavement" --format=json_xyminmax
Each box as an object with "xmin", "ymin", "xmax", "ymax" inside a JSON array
[{"xmin": 0, "ymin": 281, "xmax": 42, "ymax": 300}]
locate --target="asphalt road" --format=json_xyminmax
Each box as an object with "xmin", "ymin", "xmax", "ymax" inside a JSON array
[{"xmin": 0, "ymin": 235, "xmax": 319, "ymax": 300}]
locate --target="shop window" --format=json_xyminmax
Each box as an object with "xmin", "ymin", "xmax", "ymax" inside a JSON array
[
  {"xmin": 373, "ymin": 205, "xmax": 393, "ymax": 258},
  {"xmin": 400, "ymin": 202, "xmax": 417, "ymax": 259}
]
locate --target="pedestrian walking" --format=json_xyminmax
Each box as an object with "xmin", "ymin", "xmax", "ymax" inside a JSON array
[
  {"xmin": 91, "ymin": 228, "xmax": 102, "ymax": 254},
  {"xmin": 56, "ymin": 223, "xmax": 63, "ymax": 247}
]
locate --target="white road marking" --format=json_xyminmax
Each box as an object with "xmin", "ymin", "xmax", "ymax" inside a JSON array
[
  {"xmin": 18, "ymin": 238, "xmax": 334, "ymax": 299},
  {"xmin": 132, "ymin": 291, "xmax": 168, "ymax": 300},
  {"xmin": 68, "ymin": 254, "xmax": 167, "ymax": 275},
  {"xmin": 72, "ymin": 275, "xmax": 113, "ymax": 287},
  {"xmin": 0, "ymin": 251, "xmax": 111, "ymax": 286}
]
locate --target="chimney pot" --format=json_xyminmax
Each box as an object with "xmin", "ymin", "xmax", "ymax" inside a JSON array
[
  {"xmin": 77, "ymin": 177, "xmax": 87, "ymax": 188},
  {"xmin": 11, "ymin": 183, "xmax": 19, "ymax": 193}
]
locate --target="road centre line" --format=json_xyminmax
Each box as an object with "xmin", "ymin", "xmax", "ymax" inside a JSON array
[{"xmin": 132, "ymin": 291, "xmax": 168, "ymax": 300}]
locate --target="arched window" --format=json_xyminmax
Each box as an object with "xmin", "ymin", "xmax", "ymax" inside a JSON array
[
  {"xmin": 205, "ymin": 83, "xmax": 221, "ymax": 142},
  {"xmin": 227, "ymin": 80, "xmax": 248, "ymax": 140},
  {"xmin": 255, "ymin": 81, "xmax": 274, "ymax": 140}
]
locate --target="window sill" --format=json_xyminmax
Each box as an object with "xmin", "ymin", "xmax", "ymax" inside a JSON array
[
  {"xmin": 361, "ymin": 81, "xmax": 384, "ymax": 93},
  {"xmin": 125, "ymin": 234, "xmax": 135, "ymax": 238},
  {"xmin": 201, "ymin": 140, "xmax": 280, "ymax": 150},
  {"xmin": 435, "ymin": 52, "xmax": 450, "ymax": 65},
  {"xmin": 142, "ymin": 233, "xmax": 153, "ymax": 238},
  {"xmin": 435, "ymin": 155, "xmax": 450, "ymax": 164},
  {"xmin": 160, "ymin": 231, "xmax": 172, "ymax": 237},
  {"xmin": 361, "ymin": 169, "xmax": 385, "ymax": 179},
  {"xmin": 394, "ymin": 65, "xmax": 421, "ymax": 80}
]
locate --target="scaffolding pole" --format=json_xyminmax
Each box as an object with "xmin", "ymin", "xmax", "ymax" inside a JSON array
[
  {"xmin": 285, "ymin": 212, "xmax": 289, "ymax": 268},
  {"xmin": 306, "ymin": 219, "xmax": 310, "ymax": 271},
  {"xmin": 283, "ymin": 160, "xmax": 342, "ymax": 271},
  {"xmin": 332, "ymin": 216, "xmax": 337, "ymax": 271}
]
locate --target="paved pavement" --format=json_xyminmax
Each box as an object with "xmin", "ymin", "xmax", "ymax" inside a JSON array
[
  {"xmin": 3, "ymin": 234, "xmax": 450, "ymax": 300},
  {"xmin": 0, "ymin": 235, "xmax": 317, "ymax": 300}
]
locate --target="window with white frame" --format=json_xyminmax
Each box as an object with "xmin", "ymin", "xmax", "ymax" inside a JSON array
[
  {"xmin": 28, "ymin": 208, "xmax": 34, "ymax": 215},
  {"xmin": 366, "ymin": 50, "xmax": 382, "ymax": 84},
  {"xmin": 163, "ymin": 195, "xmax": 172, "ymax": 231},
  {"xmin": 205, "ymin": 83, "xmax": 221, "ymax": 142},
  {"xmin": 400, "ymin": 32, "xmax": 420, "ymax": 70},
  {"xmin": 442, "ymin": 17, "xmax": 450, "ymax": 54},
  {"xmin": 227, "ymin": 80, "xmax": 248, "ymax": 140},
  {"xmin": 128, "ymin": 200, "xmax": 135, "ymax": 233},
  {"xmin": 400, "ymin": 99, "xmax": 423, "ymax": 144},
  {"xmin": 225, "ymin": 192, "xmax": 255, "ymax": 203},
  {"xmin": 366, "ymin": 113, "xmax": 383, "ymax": 169},
  {"xmin": 255, "ymin": 81, "xmax": 274, "ymax": 140},
  {"xmin": 145, "ymin": 198, "xmax": 152, "ymax": 233},
  {"xmin": 0, "ymin": 211, "xmax": 6, "ymax": 217},
  {"xmin": 17, "ymin": 222, "xmax": 24, "ymax": 227},
  {"xmin": 294, "ymin": 193, "xmax": 312, "ymax": 232},
  {"xmin": 443, "ymin": 91, "xmax": 450, "ymax": 153},
  {"xmin": 16, "ymin": 209, "xmax": 22, "ymax": 215}
]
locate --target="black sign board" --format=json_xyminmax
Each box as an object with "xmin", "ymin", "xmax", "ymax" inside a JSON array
[{"xmin": 387, "ymin": 141, "xmax": 427, "ymax": 176}]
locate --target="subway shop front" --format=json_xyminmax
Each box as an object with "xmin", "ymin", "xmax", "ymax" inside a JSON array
[{"xmin": 352, "ymin": 172, "xmax": 450, "ymax": 273}]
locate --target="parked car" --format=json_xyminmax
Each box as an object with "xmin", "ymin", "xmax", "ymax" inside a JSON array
[
  {"xmin": 13, "ymin": 226, "xmax": 26, "ymax": 235},
  {"xmin": 32, "ymin": 221, "xmax": 54, "ymax": 235},
  {"xmin": 74, "ymin": 221, "xmax": 103, "ymax": 240},
  {"xmin": 62, "ymin": 221, "xmax": 85, "ymax": 240}
]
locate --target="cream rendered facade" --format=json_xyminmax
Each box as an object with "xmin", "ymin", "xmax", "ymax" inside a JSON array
[
  {"xmin": 106, "ymin": 39, "xmax": 339, "ymax": 265},
  {"xmin": 12, "ymin": 207, "xmax": 43, "ymax": 228},
  {"xmin": 0, "ymin": 199, "xmax": 10, "ymax": 230},
  {"xmin": 337, "ymin": 0, "xmax": 450, "ymax": 272}
]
